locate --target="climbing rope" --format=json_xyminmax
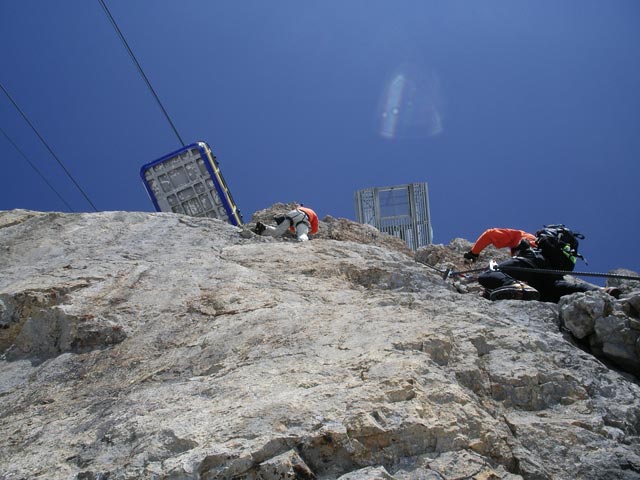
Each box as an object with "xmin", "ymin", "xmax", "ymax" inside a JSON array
[{"xmin": 417, "ymin": 259, "xmax": 640, "ymax": 282}]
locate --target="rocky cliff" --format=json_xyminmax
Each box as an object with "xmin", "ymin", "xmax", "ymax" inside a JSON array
[{"xmin": 1, "ymin": 209, "xmax": 640, "ymax": 480}]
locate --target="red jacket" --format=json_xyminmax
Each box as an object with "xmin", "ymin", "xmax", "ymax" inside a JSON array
[
  {"xmin": 292, "ymin": 207, "xmax": 319, "ymax": 234},
  {"xmin": 471, "ymin": 228, "xmax": 536, "ymax": 256}
]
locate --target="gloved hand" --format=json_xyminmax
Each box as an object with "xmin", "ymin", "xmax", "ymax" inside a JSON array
[
  {"xmin": 513, "ymin": 238, "xmax": 531, "ymax": 255},
  {"xmin": 463, "ymin": 250, "xmax": 479, "ymax": 262},
  {"xmin": 253, "ymin": 222, "xmax": 266, "ymax": 235},
  {"xmin": 273, "ymin": 215, "xmax": 288, "ymax": 225}
]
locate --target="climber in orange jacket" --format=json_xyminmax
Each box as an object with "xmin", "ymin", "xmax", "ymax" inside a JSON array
[
  {"xmin": 465, "ymin": 226, "xmax": 620, "ymax": 302},
  {"xmin": 463, "ymin": 228, "xmax": 537, "ymax": 262},
  {"xmin": 253, "ymin": 205, "xmax": 319, "ymax": 242}
]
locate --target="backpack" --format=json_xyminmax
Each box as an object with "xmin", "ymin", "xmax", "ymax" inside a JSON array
[{"xmin": 535, "ymin": 224, "xmax": 585, "ymax": 271}]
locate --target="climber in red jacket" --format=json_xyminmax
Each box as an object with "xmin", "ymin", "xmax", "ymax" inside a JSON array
[
  {"xmin": 253, "ymin": 205, "xmax": 319, "ymax": 242},
  {"xmin": 464, "ymin": 228, "xmax": 537, "ymax": 262},
  {"xmin": 464, "ymin": 226, "xmax": 620, "ymax": 302}
]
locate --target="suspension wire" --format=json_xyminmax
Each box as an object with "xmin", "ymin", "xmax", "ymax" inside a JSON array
[
  {"xmin": 98, "ymin": 0, "xmax": 186, "ymax": 147},
  {"xmin": 0, "ymin": 82, "xmax": 99, "ymax": 212},
  {"xmin": 0, "ymin": 125, "xmax": 75, "ymax": 212}
]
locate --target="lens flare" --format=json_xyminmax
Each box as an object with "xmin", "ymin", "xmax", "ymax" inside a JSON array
[
  {"xmin": 377, "ymin": 67, "xmax": 444, "ymax": 140},
  {"xmin": 379, "ymin": 74, "xmax": 406, "ymax": 139}
]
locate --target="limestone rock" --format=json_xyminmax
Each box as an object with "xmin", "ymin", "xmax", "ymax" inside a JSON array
[
  {"xmin": 559, "ymin": 290, "xmax": 640, "ymax": 376},
  {"xmin": 249, "ymin": 203, "xmax": 412, "ymax": 255},
  {"xmin": 606, "ymin": 268, "xmax": 640, "ymax": 295},
  {"xmin": 415, "ymin": 238, "xmax": 511, "ymax": 295},
  {"xmin": 1, "ymin": 209, "xmax": 640, "ymax": 480}
]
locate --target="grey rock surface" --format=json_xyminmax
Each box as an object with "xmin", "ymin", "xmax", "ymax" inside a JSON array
[
  {"xmin": 1, "ymin": 209, "xmax": 639, "ymax": 479},
  {"xmin": 559, "ymin": 290, "xmax": 640, "ymax": 376}
]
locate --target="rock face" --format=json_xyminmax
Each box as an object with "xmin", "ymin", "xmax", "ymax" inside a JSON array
[
  {"xmin": 559, "ymin": 290, "xmax": 640, "ymax": 375},
  {"xmin": 1, "ymin": 209, "xmax": 640, "ymax": 480}
]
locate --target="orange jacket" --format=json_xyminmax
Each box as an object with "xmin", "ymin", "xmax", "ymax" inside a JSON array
[
  {"xmin": 470, "ymin": 228, "xmax": 536, "ymax": 256},
  {"xmin": 292, "ymin": 207, "xmax": 319, "ymax": 234}
]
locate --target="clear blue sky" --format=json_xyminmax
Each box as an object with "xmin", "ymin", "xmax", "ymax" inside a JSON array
[{"xmin": 1, "ymin": 1, "xmax": 639, "ymax": 276}]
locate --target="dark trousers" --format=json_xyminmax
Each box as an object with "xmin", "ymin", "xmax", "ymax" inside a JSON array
[{"xmin": 478, "ymin": 255, "xmax": 600, "ymax": 303}]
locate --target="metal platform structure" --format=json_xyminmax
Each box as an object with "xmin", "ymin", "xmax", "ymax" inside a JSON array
[
  {"xmin": 140, "ymin": 142, "xmax": 242, "ymax": 226},
  {"xmin": 354, "ymin": 182, "xmax": 433, "ymax": 250}
]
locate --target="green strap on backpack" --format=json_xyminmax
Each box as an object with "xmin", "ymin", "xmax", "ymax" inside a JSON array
[{"xmin": 535, "ymin": 224, "xmax": 586, "ymax": 271}]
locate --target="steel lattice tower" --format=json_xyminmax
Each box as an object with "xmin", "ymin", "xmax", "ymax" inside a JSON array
[{"xmin": 354, "ymin": 182, "xmax": 433, "ymax": 250}]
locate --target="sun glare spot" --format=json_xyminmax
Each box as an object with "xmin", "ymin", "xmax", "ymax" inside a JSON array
[{"xmin": 377, "ymin": 67, "xmax": 444, "ymax": 140}]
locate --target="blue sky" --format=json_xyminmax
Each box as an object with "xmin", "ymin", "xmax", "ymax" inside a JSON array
[{"xmin": 1, "ymin": 1, "xmax": 639, "ymax": 277}]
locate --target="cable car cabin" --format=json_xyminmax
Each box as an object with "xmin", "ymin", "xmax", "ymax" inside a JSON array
[{"xmin": 140, "ymin": 142, "xmax": 242, "ymax": 226}]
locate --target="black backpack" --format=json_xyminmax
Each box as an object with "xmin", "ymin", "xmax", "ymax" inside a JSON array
[{"xmin": 535, "ymin": 224, "xmax": 585, "ymax": 271}]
